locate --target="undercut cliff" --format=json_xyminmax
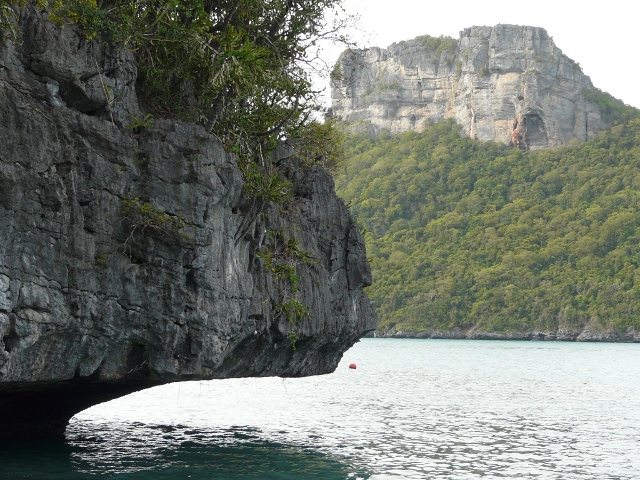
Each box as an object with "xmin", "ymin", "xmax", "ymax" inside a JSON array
[
  {"xmin": 0, "ymin": 8, "xmax": 375, "ymax": 440},
  {"xmin": 331, "ymin": 25, "xmax": 630, "ymax": 148}
]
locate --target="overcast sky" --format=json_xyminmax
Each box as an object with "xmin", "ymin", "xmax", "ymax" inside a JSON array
[{"xmin": 319, "ymin": 0, "xmax": 639, "ymax": 109}]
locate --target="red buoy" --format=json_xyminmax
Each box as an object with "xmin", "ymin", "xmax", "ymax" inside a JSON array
[{"xmin": 349, "ymin": 363, "xmax": 357, "ymax": 369}]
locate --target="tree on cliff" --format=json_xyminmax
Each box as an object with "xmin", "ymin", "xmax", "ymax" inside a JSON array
[{"xmin": 2, "ymin": 0, "xmax": 350, "ymax": 193}]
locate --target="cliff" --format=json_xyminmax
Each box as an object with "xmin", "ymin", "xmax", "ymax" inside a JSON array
[
  {"xmin": 0, "ymin": 8, "xmax": 375, "ymax": 440},
  {"xmin": 331, "ymin": 25, "xmax": 623, "ymax": 149}
]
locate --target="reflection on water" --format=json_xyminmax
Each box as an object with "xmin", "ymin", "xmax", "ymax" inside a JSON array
[
  {"xmin": 69, "ymin": 422, "xmax": 365, "ymax": 479},
  {"xmin": 2, "ymin": 423, "xmax": 367, "ymax": 479},
  {"xmin": 2, "ymin": 339, "xmax": 640, "ymax": 479}
]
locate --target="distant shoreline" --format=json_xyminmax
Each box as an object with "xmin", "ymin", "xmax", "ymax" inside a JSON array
[{"xmin": 368, "ymin": 328, "xmax": 640, "ymax": 342}]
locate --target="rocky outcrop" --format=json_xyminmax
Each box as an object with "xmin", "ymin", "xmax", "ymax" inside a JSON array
[
  {"xmin": 0, "ymin": 8, "xmax": 375, "ymax": 440},
  {"xmin": 331, "ymin": 25, "xmax": 621, "ymax": 148}
]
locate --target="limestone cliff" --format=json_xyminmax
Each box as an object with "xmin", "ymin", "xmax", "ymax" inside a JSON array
[
  {"xmin": 331, "ymin": 25, "xmax": 623, "ymax": 149},
  {"xmin": 0, "ymin": 8, "xmax": 375, "ymax": 440}
]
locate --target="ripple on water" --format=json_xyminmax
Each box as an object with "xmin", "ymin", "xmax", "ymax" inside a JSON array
[
  {"xmin": 70, "ymin": 340, "xmax": 640, "ymax": 479},
  {"xmin": 63, "ymin": 421, "xmax": 371, "ymax": 479},
  {"xmin": 3, "ymin": 339, "xmax": 640, "ymax": 479}
]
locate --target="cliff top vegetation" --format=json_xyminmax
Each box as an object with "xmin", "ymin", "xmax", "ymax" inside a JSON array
[{"xmin": 1, "ymin": 0, "xmax": 349, "ymax": 198}]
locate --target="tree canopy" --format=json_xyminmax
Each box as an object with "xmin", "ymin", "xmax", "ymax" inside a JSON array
[
  {"xmin": 336, "ymin": 116, "xmax": 640, "ymax": 335},
  {"xmin": 2, "ymin": 0, "xmax": 349, "ymax": 197}
]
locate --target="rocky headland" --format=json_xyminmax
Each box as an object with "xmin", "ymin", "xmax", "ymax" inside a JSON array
[
  {"xmin": 331, "ymin": 25, "xmax": 626, "ymax": 149},
  {"xmin": 0, "ymin": 7, "xmax": 375, "ymax": 440}
]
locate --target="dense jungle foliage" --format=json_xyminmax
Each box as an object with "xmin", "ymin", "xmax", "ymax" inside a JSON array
[{"xmin": 336, "ymin": 115, "xmax": 640, "ymax": 334}]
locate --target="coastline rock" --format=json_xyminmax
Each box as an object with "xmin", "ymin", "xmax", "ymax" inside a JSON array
[
  {"xmin": 331, "ymin": 25, "xmax": 626, "ymax": 148},
  {"xmin": 0, "ymin": 8, "xmax": 375, "ymax": 440},
  {"xmin": 374, "ymin": 327, "xmax": 640, "ymax": 342}
]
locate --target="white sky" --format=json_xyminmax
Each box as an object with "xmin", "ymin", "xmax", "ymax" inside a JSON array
[{"xmin": 319, "ymin": 0, "xmax": 639, "ymax": 109}]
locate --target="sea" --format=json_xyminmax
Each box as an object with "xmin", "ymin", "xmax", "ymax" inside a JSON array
[{"xmin": 1, "ymin": 338, "xmax": 640, "ymax": 479}]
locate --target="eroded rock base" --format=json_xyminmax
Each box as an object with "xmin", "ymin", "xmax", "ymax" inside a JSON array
[{"xmin": 0, "ymin": 381, "xmax": 151, "ymax": 441}]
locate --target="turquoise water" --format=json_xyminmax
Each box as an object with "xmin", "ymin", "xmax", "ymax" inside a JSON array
[{"xmin": 2, "ymin": 339, "xmax": 640, "ymax": 479}]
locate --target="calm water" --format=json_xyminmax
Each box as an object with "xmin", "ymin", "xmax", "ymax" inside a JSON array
[{"xmin": 2, "ymin": 339, "xmax": 640, "ymax": 479}]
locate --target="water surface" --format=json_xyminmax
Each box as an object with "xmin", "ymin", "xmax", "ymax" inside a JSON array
[{"xmin": 2, "ymin": 339, "xmax": 639, "ymax": 479}]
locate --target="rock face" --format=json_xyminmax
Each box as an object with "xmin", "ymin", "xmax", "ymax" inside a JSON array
[
  {"xmin": 331, "ymin": 25, "xmax": 617, "ymax": 149},
  {"xmin": 0, "ymin": 8, "xmax": 375, "ymax": 440}
]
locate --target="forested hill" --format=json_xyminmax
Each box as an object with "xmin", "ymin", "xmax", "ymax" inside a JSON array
[{"xmin": 335, "ymin": 116, "xmax": 640, "ymax": 340}]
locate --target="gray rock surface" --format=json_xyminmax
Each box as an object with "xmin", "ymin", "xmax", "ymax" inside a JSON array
[
  {"xmin": 0, "ymin": 8, "xmax": 375, "ymax": 440},
  {"xmin": 331, "ymin": 25, "xmax": 621, "ymax": 148}
]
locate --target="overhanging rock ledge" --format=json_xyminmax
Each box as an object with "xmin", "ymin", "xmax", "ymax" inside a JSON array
[{"xmin": 0, "ymin": 7, "xmax": 375, "ymax": 440}]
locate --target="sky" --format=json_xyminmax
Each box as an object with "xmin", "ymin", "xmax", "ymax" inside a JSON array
[{"xmin": 318, "ymin": 0, "xmax": 639, "ymax": 109}]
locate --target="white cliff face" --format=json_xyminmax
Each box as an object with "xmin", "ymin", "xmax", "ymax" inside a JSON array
[{"xmin": 331, "ymin": 25, "xmax": 611, "ymax": 149}]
